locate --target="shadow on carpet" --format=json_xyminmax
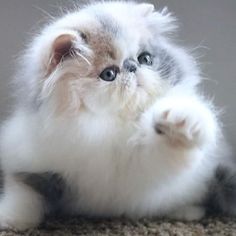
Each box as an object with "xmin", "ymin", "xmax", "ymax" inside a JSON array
[{"xmin": 0, "ymin": 217, "xmax": 236, "ymax": 236}]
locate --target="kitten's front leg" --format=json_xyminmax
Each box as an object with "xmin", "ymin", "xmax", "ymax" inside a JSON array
[
  {"xmin": 0, "ymin": 174, "xmax": 45, "ymax": 230},
  {"xmin": 137, "ymin": 96, "xmax": 218, "ymax": 220}
]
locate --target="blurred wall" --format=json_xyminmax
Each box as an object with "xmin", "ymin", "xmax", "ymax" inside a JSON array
[{"xmin": 0, "ymin": 0, "xmax": 235, "ymax": 152}]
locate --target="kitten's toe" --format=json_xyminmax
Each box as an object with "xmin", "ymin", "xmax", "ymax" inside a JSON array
[{"xmin": 168, "ymin": 206, "xmax": 205, "ymax": 221}]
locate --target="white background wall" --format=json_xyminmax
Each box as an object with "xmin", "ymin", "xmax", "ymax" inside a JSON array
[{"xmin": 0, "ymin": 0, "xmax": 235, "ymax": 153}]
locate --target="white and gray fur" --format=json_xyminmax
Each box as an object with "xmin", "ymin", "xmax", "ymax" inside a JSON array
[{"xmin": 0, "ymin": 1, "xmax": 235, "ymax": 230}]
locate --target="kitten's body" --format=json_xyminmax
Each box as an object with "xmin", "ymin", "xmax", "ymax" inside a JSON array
[{"xmin": 0, "ymin": 1, "xmax": 235, "ymax": 230}]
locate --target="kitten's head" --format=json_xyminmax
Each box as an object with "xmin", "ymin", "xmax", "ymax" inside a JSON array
[{"xmin": 21, "ymin": 1, "xmax": 199, "ymax": 118}]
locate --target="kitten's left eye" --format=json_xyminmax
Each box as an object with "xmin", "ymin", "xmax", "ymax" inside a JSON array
[
  {"xmin": 99, "ymin": 66, "xmax": 119, "ymax": 82},
  {"xmin": 138, "ymin": 52, "xmax": 153, "ymax": 66}
]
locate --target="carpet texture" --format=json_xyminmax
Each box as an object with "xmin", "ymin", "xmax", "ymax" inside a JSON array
[{"xmin": 0, "ymin": 217, "xmax": 235, "ymax": 236}]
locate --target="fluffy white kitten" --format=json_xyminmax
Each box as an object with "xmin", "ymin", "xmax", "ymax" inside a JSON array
[{"xmin": 0, "ymin": 1, "xmax": 235, "ymax": 230}]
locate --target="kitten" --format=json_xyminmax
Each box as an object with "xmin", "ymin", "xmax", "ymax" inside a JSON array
[{"xmin": 0, "ymin": 1, "xmax": 235, "ymax": 230}]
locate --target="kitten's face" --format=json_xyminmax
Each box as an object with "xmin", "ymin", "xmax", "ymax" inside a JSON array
[{"xmin": 37, "ymin": 2, "xmax": 177, "ymax": 117}]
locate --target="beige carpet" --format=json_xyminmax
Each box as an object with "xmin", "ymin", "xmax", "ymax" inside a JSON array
[{"xmin": 0, "ymin": 217, "xmax": 236, "ymax": 236}]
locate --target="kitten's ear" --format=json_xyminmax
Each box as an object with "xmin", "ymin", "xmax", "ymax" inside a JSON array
[
  {"xmin": 48, "ymin": 34, "xmax": 76, "ymax": 74},
  {"xmin": 137, "ymin": 3, "xmax": 155, "ymax": 16},
  {"xmin": 146, "ymin": 7, "xmax": 178, "ymax": 35}
]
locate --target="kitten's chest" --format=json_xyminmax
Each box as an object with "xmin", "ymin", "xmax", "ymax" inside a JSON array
[
  {"xmin": 46, "ymin": 114, "xmax": 149, "ymax": 214},
  {"xmin": 76, "ymin": 113, "xmax": 134, "ymax": 146},
  {"xmin": 49, "ymin": 113, "xmax": 136, "ymax": 170},
  {"xmin": 59, "ymin": 114, "xmax": 135, "ymax": 194}
]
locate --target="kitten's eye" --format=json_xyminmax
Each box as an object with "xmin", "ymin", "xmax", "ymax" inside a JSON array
[
  {"xmin": 99, "ymin": 66, "xmax": 119, "ymax": 82},
  {"xmin": 138, "ymin": 52, "xmax": 153, "ymax": 65}
]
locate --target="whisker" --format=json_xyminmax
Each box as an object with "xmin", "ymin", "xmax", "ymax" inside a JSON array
[
  {"xmin": 188, "ymin": 41, "xmax": 210, "ymax": 54},
  {"xmin": 74, "ymin": 50, "xmax": 91, "ymax": 66},
  {"xmin": 32, "ymin": 5, "xmax": 55, "ymax": 20}
]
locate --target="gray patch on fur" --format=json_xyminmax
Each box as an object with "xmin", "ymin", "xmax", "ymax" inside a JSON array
[
  {"xmin": 205, "ymin": 165, "xmax": 236, "ymax": 216},
  {"xmin": 96, "ymin": 14, "xmax": 120, "ymax": 37},
  {"xmin": 152, "ymin": 47, "xmax": 183, "ymax": 85},
  {"xmin": 16, "ymin": 172, "xmax": 66, "ymax": 214}
]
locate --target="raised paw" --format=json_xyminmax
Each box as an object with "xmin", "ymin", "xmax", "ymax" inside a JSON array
[{"xmin": 153, "ymin": 100, "xmax": 216, "ymax": 148}]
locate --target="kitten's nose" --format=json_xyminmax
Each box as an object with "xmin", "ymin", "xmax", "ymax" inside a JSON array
[{"xmin": 123, "ymin": 59, "xmax": 137, "ymax": 73}]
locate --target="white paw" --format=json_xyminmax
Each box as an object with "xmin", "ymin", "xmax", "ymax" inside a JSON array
[
  {"xmin": 0, "ymin": 177, "xmax": 44, "ymax": 231},
  {"xmin": 0, "ymin": 196, "xmax": 42, "ymax": 230},
  {"xmin": 153, "ymin": 99, "xmax": 216, "ymax": 148},
  {"xmin": 0, "ymin": 213, "xmax": 39, "ymax": 231},
  {"xmin": 154, "ymin": 109, "xmax": 202, "ymax": 147}
]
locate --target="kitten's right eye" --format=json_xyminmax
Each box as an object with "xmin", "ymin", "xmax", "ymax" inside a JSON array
[
  {"xmin": 138, "ymin": 52, "xmax": 153, "ymax": 66},
  {"xmin": 99, "ymin": 66, "xmax": 119, "ymax": 82}
]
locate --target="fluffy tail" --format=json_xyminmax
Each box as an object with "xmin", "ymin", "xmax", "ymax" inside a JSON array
[{"xmin": 205, "ymin": 165, "xmax": 236, "ymax": 216}]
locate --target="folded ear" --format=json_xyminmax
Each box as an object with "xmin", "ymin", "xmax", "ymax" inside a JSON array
[
  {"xmin": 48, "ymin": 34, "xmax": 76, "ymax": 74},
  {"xmin": 137, "ymin": 3, "xmax": 155, "ymax": 16}
]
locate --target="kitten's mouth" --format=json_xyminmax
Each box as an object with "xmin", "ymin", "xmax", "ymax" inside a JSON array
[
  {"xmin": 122, "ymin": 71, "xmax": 143, "ymax": 86},
  {"xmin": 135, "ymin": 73, "xmax": 144, "ymax": 87},
  {"xmin": 137, "ymin": 80, "xmax": 142, "ymax": 87}
]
